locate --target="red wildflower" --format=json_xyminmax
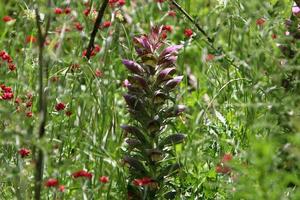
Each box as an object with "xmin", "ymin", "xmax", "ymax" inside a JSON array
[
  {"xmin": 54, "ymin": 8, "xmax": 63, "ymax": 14},
  {"xmin": 45, "ymin": 178, "xmax": 59, "ymax": 187},
  {"xmin": 64, "ymin": 7, "xmax": 71, "ymax": 14},
  {"xmin": 102, "ymin": 21, "xmax": 112, "ymax": 28},
  {"xmin": 26, "ymin": 101, "xmax": 32, "ymax": 107},
  {"xmin": 162, "ymin": 25, "xmax": 173, "ymax": 33},
  {"xmin": 221, "ymin": 153, "xmax": 233, "ymax": 163},
  {"xmin": 256, "ymin": 18, "xmax": 266, "ymax": 26},
  {"xmin": 94, "ymin": 44, "xmax": 101, "ymax": 53},
  {"xmin": 72, "ymin": 170, "xmax": 93, "ymax": 179},
  {"xmin": 118, "ymin": 0, "xmax": 126, "ymax": 6},
  {"xmin": 156, "ymin": 0, "xmax": 165, "ymax": 3},
  {"xmin": 205, "ymin": 54, "xmax": 215, "ymax": 62},
  {"xmin": 83, "ymin": 8, "xmax": 91, "ymax": 16},
  {"xmin": 58, "ymin": 185, "xmax": 65, "ymax": 192},
  {"xmin": 99, "ymin": 176, "xmax": 109, "ymax": 183},
  {"xmin": 216, "ymin": 164, "xmax": 231, "ymax": 174},
  {"xmin": 161, "ymin": 31, "xmax": 167, "ymax": 39},
  {"xmin": 26, "ymin": 35, "xmax": 37, "ymax": 43},
  {"xmin": 75, "ymin": 22, "xmax": 84, "ymax": 31},
  {"xmin": 18, "ymin": 148, "xmax": 30, "ymax": 158},
  {"xmin": 1, "ymin": 92, "xmax": 13, "ymax": 100},
  {"xmin": 15, "ymin": 98, "xmax": 22, "ymax": 104},
  {"xmin": 271, "ymin": 33, "xmax": 277, "ymax": 39},
  {"xmin": 132, "ymin": 177, "xmax": 152, "ymax": 186},
  {"xmin": 26, "ymin": 111, "xmax": 33, "ymax": 118},
  {"xmin": 184, "ymin": 28, "xmax": 193, "ymax": 38},
  {"xmin": 65, "ymin": 110, "xmax": 72, "ymax": 116},
  {"xmin": 8, "ymin": 63, "xmax": 16, "ymax": 71},
  {"xmin": 168, "ymin": 11, "xmax": 176, "ymax": 17},
  {"xmin": 55, "ymin": 102, "xmax": 66, "ymax": 111},
  {"xmin": 2, "ymin": 16, "xmax": 15, "ymax": 22},
  {"xmin": 95, "ymin": 69, "xmax": 103, "ymax": 77}
]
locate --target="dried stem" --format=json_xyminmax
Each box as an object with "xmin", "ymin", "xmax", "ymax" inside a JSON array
[{"xmin": 86, "ymin": 0, "xmax": 109, "ymax": 59}]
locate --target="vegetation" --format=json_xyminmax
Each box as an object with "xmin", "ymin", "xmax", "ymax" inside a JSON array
[{"xmin": 0, "ymin": 0, "xmax": 300, "ymax": 199}]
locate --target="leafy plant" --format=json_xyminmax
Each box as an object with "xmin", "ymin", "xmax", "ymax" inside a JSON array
[{"xmin": 121, "ymin": 26, "xmax": 186, "ymax": 199}]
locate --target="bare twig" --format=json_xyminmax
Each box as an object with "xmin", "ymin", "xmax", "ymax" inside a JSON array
[
  {"xmin": 86, "ymin": 0, "xmax": 109, "ymax": 59},
  {"xmin": 34, "ymin": 2, "xmax": 51, "ymax": 199}
]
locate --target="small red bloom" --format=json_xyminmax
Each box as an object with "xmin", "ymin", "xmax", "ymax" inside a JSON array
[
  {"xmin": 54, "ymin": 8, "xmax": 63, "ymax": 14},
  {"xmin": 118, "ymin": 0, "xmax": 126, "ymax": 6},
  {"xmin": 94, "ymin": 44, "xmax": 101, "ymax": 53},
  {"xmin": 216, "ymin": 164, "xmax": 231, "ymax": 174},
  {"xmin": 161, "ymin": 31, "xmax": 167, "ymax": 39},
  {"xmin": 205, "ymin": 54, "xmax": 215, "ymax": 62},
  {"xmin": 256, "ymin": 18, "xmax": 266, "ymax": 26},
  {"xmin": 8, "ymin": 63, "xmax": 16, "ymax": 71},
  {"xmin": 26, "ymin": 101, "xmax": 32, "ymax": 108},
  {"xmin": 156, "ymin": 0, "xmax": 165, "ymax": 3},
  {"xmin": 55, "ymin": 102, "xmax": 66, "ymax": 111},
  {"xmin": 102, "ymin": 21, "xmax": 112, "ymax": 28},
  {"xmin": 19, "ymin": 148, "xmax": 30, "ymax": 158},
  {"xmin": 26, "ymin": 111, "xmax": 33, "ymax": 118},
  {"xmin": 64, "ymin": 7, "xmax": 71, "ymax": 14},
  {"xmin": 72, "ymin": 170, "xmax": 93, "ymax": 179},
  {"xmin": 15, "ymin": 97, "xmax": 22, "ymax": 104},
  {"xmin": 75, "ymin": 22, "xmax": 84, "ymax": 31},
  {"xmin": 271, "ymin": 33, "xmax": 277, "ymax": 39},
  {"xmin": 45, "ymin": 178, "xmax": 59, "ymax": 187},
  {"xmin": 83, "ymin": 8, "xmax": 91, "ymax": 16},
  {"xmin": 162, "ymin": 25, "xmax": 173, "ymax": 33},
  {"xmin": 1, "ymin": 92, "xmax": 13, "ymax": 100},
  {"xmin": 65, "ymin": 110, "xmax": 72, "ymax": 116},
  {"xmin": 184, "ymin": 28, "xmax": 193, "ymax": 38},
  {"xmin": 2, "ymin": 16, "xmax": 15, "ymax": 22},
  {"xmin": 58, "ymin": 185, "xmax": 65, "ymax": 192},
  {"xmin": 168, "ymin": 11, "xmax": 176, "ymax": 17},
  {"xmin": 26, "ymin": 35, "xmax": 37, "ymax": 43},
  {"xmin": 99, "ymin": 176, "xmax": 109, "ymax": 183},
  {"xmin": 132, "ymin": 177, "xmax": 152, "ymax": 186},
  {"xmin": 95, "ymin": 69, "xmax": 103, "ymax": 77},
  {"xmin": 221, "ymin": 153, "xmax": 233, "ymax": 163}
]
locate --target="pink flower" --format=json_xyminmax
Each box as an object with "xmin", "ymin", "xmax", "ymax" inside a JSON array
[
  {"xmin": 45, "ymin": 178, "xmax": 59, "ymax": 187},
  {"xmin": 58, "ymin": 185, "xmax": 65, "ymax": 192},
  {"xmin": 72, "ymin": 170, "xmax": 93, "ymax": 179},
  {"xmin": 55, "ymin": 102, "xmax": 66, "ymax": 111},
  {"xmin": 184, "ymin": 28, "xmax": 193, "ymax": 38},
  {"xmin": 99, "ymin": 176, "xmax": 109, "ymax": 183},
  {"xmin": 19, "ymin": 148, "xmax": 30, "ymax": 158},
  {"xmin": 95, "ymin": 69, "xmax": 103, "ymax": 77},
  {"xmin": 292, "ymin": 6, "xmax": 300, "ymax": 16}
]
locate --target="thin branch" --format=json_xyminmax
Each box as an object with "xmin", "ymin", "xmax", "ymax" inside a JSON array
[
  {"xmin": 34, "ymin": 2, "xmax": 51, "ymax": 199},
  {"xmin": 170, "ymin": 0, "xmax": 213, "ymax": 43},
  {"xmin": 86, "ymin": 0, "xmax": 109, "ymax": 59}
]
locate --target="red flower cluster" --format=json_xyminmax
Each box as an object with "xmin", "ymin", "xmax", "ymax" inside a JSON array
[
  {"xmin": 72, "ymin": 170, "xmax": 93, "ymax": 179},
  {"xmin": 18, "ymin": 148, "xmax": 30, "ymax": 158},
  {"xmin": 162, "ymin": 25, "xmax": 173, "ymax": 33},
  {"xmin": 0, "ymin": 50, "xmax": 16, "ymax": 71},
  {"xmin": 216, "ymin": 153, "xmax": 233, "ymax": 174},
  {"xmin": 82, "ymin": 44, "xmax": 101, "ymax": 58},
  {"xmin": 74, "ymin": 22, "xmax": 84, "ymax": 31},
  {"xmin": 109, "ymin": 0, "xmax": 126, "ymax": 7},
  {"xmin": 14, "ymin": 92, "xmax": 34, "ymax": 117},
  {"xmin": 54, "ymin": 7, "xmax": 72, "ymax": 15},
  {"xmin": 1, "ymin": 84, "xmax": 14, "ymax": 100},
  {"xmin": 132, "ymin": 177, "xmax": 153, "ymax": 186}
]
